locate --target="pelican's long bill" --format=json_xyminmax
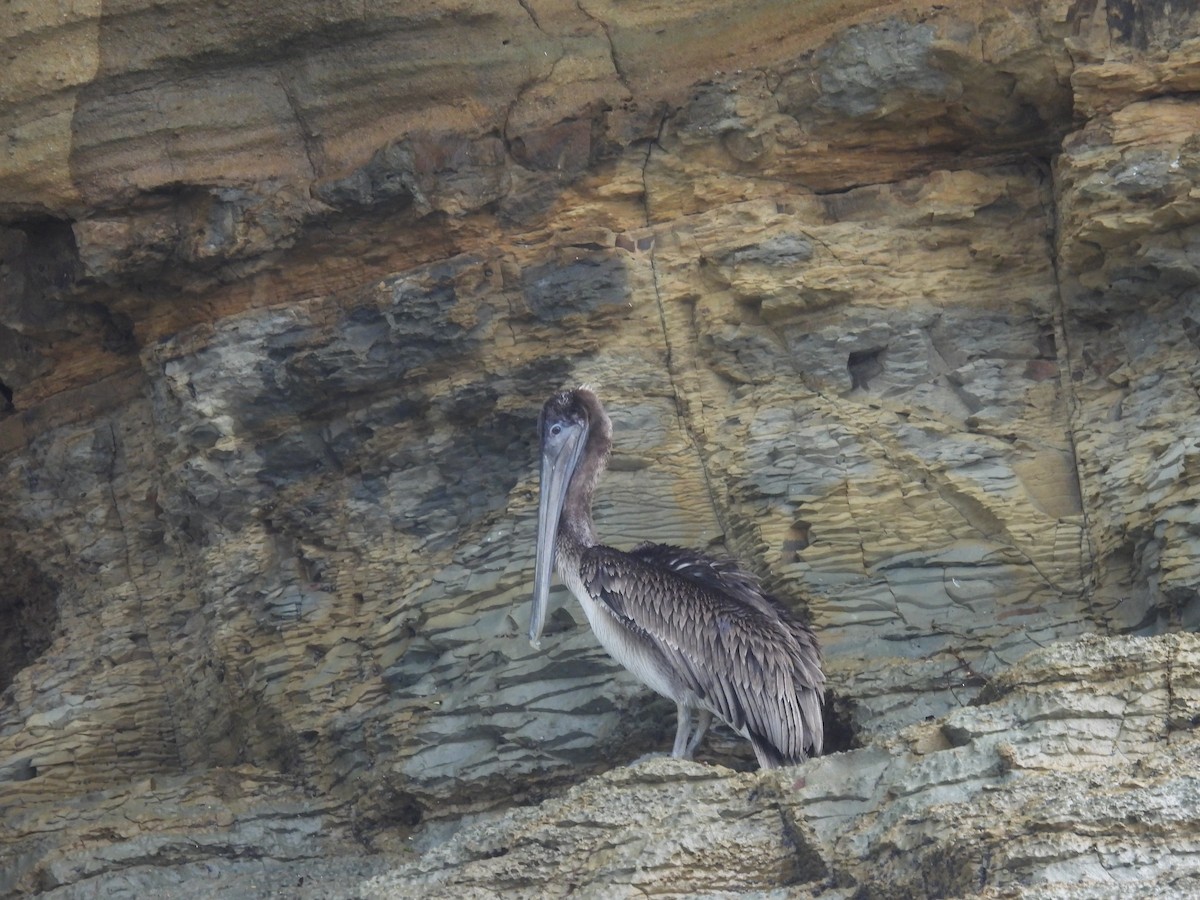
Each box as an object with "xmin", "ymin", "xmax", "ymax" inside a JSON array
[{"xmin": 530, "ymin": 411, "xmax": 588, "ymax": 648}]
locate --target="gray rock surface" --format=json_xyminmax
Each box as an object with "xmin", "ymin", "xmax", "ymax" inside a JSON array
[{"xmin": 2, "ymin": 0, "xmax": 1200, "ymax": 896}]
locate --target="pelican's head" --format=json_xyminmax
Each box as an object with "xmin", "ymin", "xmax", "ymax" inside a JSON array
[{"xmin": 529, "ymin": 387, "xmax": 610, "ymax": 648}]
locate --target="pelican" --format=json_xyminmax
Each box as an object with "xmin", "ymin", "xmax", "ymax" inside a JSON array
[{"xmin": 530, "ymin": 387, "xmax": 824, "ymax": 769}]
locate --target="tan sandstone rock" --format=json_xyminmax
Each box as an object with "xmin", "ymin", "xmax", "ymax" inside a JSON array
[{"xmin": 2, "ymin": 0, "xmax": 1200, "ymax": 897}]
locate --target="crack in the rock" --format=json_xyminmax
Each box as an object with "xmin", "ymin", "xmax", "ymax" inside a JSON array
[
  {"xmin": 1051, "ymin": 292, "xmax": 1099, "ymax": 624},
  {"xmin": 1044, "ymin": 166, "xmax": 1100, "ymax": 626},
  {"xmin": 500, "ymin": 53, "xmax": 566, "ymax": 151},
  {"xmin": 516, "ymin": 0, "xmax": 545, "ymax": 32},
  {"xmin": 277, "ymin": 71, "xmax": 323, "ymax": 182},
  {"xmin": 576, "ymin": 0, "xmax": 631, "ymax": 92},
  {"xmin": 637, "ymin": 111, "xmax": 732, "ymax": 553},
  {"xmin": 1164, "ymin": 636, "xmax": 1177, "ymax": 740},
  {"xmin": 639, "ymin": 111, "xmax": 668, "ymax": 228}
]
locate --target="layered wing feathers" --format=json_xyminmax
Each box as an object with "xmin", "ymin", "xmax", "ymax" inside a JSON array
[{"xmin": 580, "ymin": 542, "xmax": 825, "ymax": 762}]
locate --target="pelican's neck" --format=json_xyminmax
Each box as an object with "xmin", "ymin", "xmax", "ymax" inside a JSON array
[{"xmin": 560, "ymin": 480, "xmax": 598, "ymax": 551}]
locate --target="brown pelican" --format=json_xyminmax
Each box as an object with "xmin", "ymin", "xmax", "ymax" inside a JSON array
[{"xmin": 530, "ymin": 387, "xmax": 824, "ymax": 769}]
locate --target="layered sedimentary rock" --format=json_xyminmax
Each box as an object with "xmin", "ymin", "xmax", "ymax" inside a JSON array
[
  {"xmin": 369, "ymin": 634, "xmax": 1200, "ymax": 899},
  {"xmin": 2, "ymin": 0, "xmax": 1200, "ymax": 896}
]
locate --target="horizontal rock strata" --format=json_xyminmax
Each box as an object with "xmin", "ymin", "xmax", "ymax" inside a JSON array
[{"xmin": 2, "ymin": 0, "xmax": 1200, "ymax": 896}]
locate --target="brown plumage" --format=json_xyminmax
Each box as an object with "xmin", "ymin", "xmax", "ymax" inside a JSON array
[{"xmin": 529, "ymin": 387, "xmax": 825, "ymax": 768}]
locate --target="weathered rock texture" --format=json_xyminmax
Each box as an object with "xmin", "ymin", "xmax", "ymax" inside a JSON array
[
  {"xmin": 2, "ymin": 0, "xmax": 1199, "ymax": 896},
  {"xmin": 370, "ymin": 634, "xmax": 1200, "ymax": 899}
]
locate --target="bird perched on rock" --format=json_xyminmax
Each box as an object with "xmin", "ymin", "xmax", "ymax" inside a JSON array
[{"xmin": 529, "ymin": 386, "xmax": 824, "ymax": 768}]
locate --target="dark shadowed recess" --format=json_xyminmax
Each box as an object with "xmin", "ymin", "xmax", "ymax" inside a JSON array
[
  {"xmin": 0, "ymin": 218, "xmax": 80, "ymax": 299},
  {"xmin": 0, "ymin": 217, "xmax": 136, "ymax": 367},
  {"xmin": 1103, "ymin": 0, "xmax": 1198, "ymax": 51},
  {"xmin": 0, "ymin": 218, "xmax": 80, "ymax": 343},
  {"xmin": 632, "ymin": 685, "xmax": 859, "ymax": 772},
  {"xmin": 0, "ymin": 542, "xmax": 60, "ymax": 696}
]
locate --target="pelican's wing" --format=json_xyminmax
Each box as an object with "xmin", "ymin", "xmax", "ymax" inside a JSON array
[
  {"xmin": 581, "ymin": 543, "xmax": 825, "ymax": 762},
  {"xmin": 628, "ymin": 543, "xmax": 826, "ymax": 687}
]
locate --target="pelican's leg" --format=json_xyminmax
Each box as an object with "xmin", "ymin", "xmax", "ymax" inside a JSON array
[
  {"xmin": 683, "ymin": 709, "xmax": 712, "ymax": 759},
  {"xmin": 671, "ymin": 703, "xmax": 693, "ymax": 757}
]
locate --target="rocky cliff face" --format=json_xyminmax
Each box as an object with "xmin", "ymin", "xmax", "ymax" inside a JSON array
[{"xmin": 2, "ymin": 0, "xmax": 1199, "ymax": 896}]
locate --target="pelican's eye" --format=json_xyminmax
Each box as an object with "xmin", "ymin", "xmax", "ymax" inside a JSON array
[{"xmin": 550, "ymin": 423, "xmax": 562, "ymax": 436}]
